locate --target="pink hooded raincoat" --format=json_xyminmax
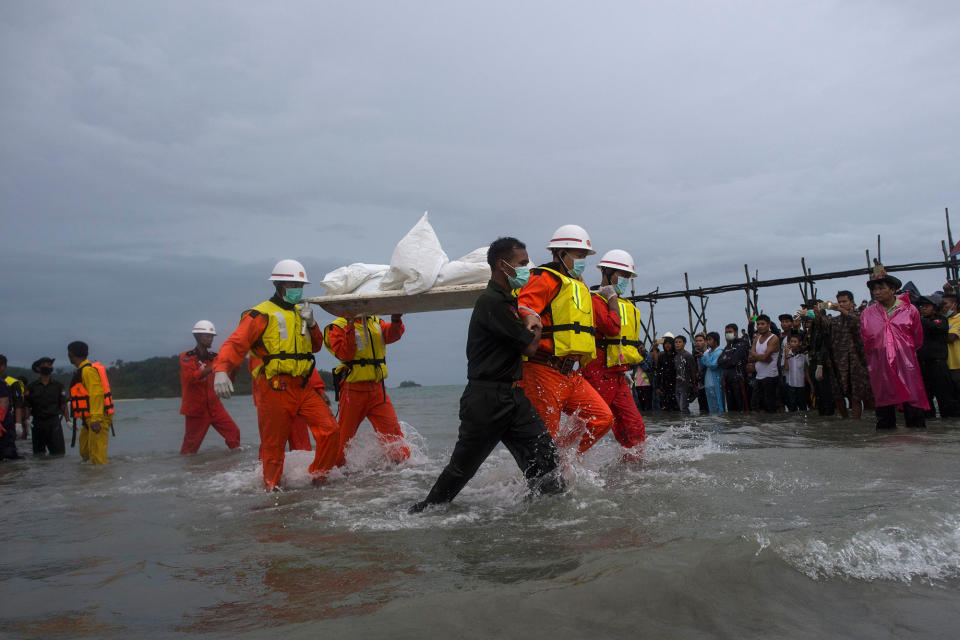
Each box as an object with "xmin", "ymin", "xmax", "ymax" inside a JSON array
[{"xmin": 860, "ymin": 293, "xmax": 929, "ymax": 410}]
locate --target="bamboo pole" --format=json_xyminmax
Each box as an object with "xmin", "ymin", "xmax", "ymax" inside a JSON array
[{"xmin": 628, "ymin": 259, "xmax": 950, "ymax": 303}]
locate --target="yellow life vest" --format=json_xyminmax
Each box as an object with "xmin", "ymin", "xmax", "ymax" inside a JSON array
[
  {"xmin": 248, "ymin": 300, "xmax": 315, "ymax": 378},
  {"xmin": 4, "ymin": 376, "xmax": 24, "ymax": 397},
  {"xmin": 325, "ymin": 316, "xmax": 388, "ymax": 383},
  {"xmin": 534, "ymin": 267, "xmax": 596, "ymax": 362},
  {"xmin": 594, "ymin": 294, "xmax": 644, "ymax": 367}
]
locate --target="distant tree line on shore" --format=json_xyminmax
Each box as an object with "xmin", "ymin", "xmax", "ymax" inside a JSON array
[{"xmin": 7, "ymin": 357, "xmax": 334, "ymax": 400}]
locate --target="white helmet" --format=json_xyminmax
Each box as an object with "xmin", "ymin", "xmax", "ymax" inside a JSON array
[
  {"xmin": 596, "ymin": 249, "xmax": 637, "ymax": 277},
  {"xmin": 662, "ymin": 331, "xmax": 675, "ymax": 339},
  {"xmin": 269, "ymin": 259, "xmax": 310, "ymax": 284},
  {"xmin": 192, "ymin": 320, "xmax": 216, "ymax": 335},
  {"xmin": 547, "ymin": 224, "xmax": 595, "ymax": 255}
]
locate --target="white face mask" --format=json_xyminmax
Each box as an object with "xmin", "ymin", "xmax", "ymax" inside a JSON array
[{"xmin": 725, "ymin": 332, "xmax": 736, "ymax": 341}]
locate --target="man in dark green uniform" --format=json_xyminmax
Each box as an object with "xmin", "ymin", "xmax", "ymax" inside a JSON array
[
  {"xmin": 410, "ymin": 237, "xmax": 565, "ymax": 513},
  {"xmin": 25, "ymin": 357, "xmax": 68, "ymax": 456}
]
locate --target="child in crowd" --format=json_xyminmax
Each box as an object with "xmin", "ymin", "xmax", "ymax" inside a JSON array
[{"xmin": 782, "ymin": 334, "xmax": 812, "ymax": 411}]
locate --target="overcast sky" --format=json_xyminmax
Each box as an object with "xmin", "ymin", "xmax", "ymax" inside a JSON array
[{"xmin": 2, "ymin": 1, "xmax": 958, "ymax": 385}]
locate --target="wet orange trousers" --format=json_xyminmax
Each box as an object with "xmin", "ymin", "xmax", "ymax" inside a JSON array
[
  {"xmin": 288, "ymin": 417, "xmax": 311, "ymax": 451},
  {"xmin": 519, "ymin": 362, "xmax": 614, "ymax": 453},
  {"xmin": 583, "ymin": 369, "xmax": 646, "ymax": 449},
  {"xmin": 254, "ymin": 395, "xmax": 316, "ymax": 452},
  {"xmin": 181, "ymin": 406, "xmax": 241, "ymax": 455},
  {"xmin": 334, "ymin": 381, "xmax": 410, "ymax": 466},
  {"xmin": 255, "ymin": 375, "xmax": 339, "ymax": 490}
]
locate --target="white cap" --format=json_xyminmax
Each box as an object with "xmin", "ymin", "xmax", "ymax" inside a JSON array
[
  {"xmin": 596, "ymin": 249, "xmax": 637, "ymax": 277},
  {"xmin": 662, "ymin": 331, "xmax": 675, "ymax": 339},
  {"xmin": 192, "ymin": 320, "xmax": 216, "ymax": 335},
  {"xmin": 546, "ymin": 224, "xmax": 595, "ymax": 255},
  {"xmin": 269, "ymin": 259, "xmax": 310, "ymax": 284}
]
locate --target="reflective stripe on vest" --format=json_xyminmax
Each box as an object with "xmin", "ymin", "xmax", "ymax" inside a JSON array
[
  {"xmin": 594, "ymin": 295, "xmax": 644, "ymax": 368},
  {"xmin": 533, "ymin": 267, "xmax": 596, "ymax": 361},
  {"xmin": 249, "ymin": 300, "xmax": 315, "ymax": 378},
  {"xmin": 325, "ymin": 316, "xmax": 388, "ymax": 383},
  {"xmin": 69, "ymin": 362, "xmax": 114, "ymax": 419}
]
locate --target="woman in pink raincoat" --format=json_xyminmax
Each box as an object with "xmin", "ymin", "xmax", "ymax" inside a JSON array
[{"xmin": 860, "ymin": 267, "xmax": 929, "ymax": 429}]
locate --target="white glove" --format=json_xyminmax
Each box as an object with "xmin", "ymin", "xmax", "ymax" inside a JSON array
[
  {"xmin": 299, "ymin": 303, "xmax": 316, "ymax": 328},
  {"xmin": 623, "ymin": 371, "xmax": 635, "ymax": 386},
  {"xmin": 214, "ymin": 371, "xmax": 234, "ymax": 398},
  {"xmin": 598, "ymin": 285, "xmax": 617, "ymax": 299},
  {"xmin": 815, "ymin": 365, "xmax": 823, "ymax": 381},
  {"xmin": 15, "ymin": 423, "xmax": 23, "ymax": 438}
]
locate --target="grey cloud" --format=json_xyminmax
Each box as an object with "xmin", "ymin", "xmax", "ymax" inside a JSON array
[{"xmin": 2, "ymin": 1, "xmax": 959, "ymax": 383}]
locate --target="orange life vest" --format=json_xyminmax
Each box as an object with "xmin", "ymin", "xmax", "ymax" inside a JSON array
[{"xmin": 70, "ymin": 361, "xmax": 115, "ymax": 419}]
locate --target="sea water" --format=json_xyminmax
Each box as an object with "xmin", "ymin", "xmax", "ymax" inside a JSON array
[{"xmin": 1, "ymin": 385, "xmax": 959, "ymax": 639}]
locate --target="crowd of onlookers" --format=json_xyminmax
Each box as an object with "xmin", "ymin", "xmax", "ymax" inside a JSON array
[{"xmin": 630, "ymin": 271, "xmax": 960, "ymax": 430}]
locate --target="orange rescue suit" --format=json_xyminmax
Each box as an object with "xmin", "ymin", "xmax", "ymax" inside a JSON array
[
  {"xmin": 324, "ymin": 317, "xmax": 410, "ymax": 465},
  {"xmin": 582, "ymin": 293, "xmax": 646, "ymax": 450},
  {"xmin": 214, "ymin": 298, "xmax": 340, "ymax": 490},
  {"xmin": 179, "ymin": 348, "xmax": 240, "ymax": 454},
  {"xmin": 516, "ymin": 264, "xmax": 613, "ymax": 453}
]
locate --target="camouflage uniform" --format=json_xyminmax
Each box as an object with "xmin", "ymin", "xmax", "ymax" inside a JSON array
[{"xmin": 819, "ymin": 311, "xmax": 874, "ymax": 404}]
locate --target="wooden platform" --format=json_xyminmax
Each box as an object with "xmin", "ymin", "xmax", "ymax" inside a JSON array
[{"xmin": 305, "ymin": 283, "xmax": 486, "ymax": 317}]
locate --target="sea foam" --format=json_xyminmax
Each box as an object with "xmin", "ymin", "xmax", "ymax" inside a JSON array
[{"xmin": 778, "ymin": 513, "xmax": 960, "ymax": 584}]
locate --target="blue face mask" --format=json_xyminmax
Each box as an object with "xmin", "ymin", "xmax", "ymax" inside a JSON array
[
  {"xmin": 567, "ymin": 258, "xmax": 586, "ymax": 278},
  {"xmin": 502, "ymin": 260, "xmax": 530, "ymax": 288},
  {"xmin": 614, "ymin": 279, "xmax": 629, "ymax": 296},
  {"xmin": 283, "ymin": 287, "xmax": 304, "ymax": 304}
]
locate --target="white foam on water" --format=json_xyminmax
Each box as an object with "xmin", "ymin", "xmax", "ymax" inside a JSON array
[
  {"xmin": 197, "ymin": 463, "xmax": 266, "ymax": 495},
  {"xmin": 755, "ymin": 527, "xmax": 771, "ymax": 555},
  {"xmin": 641, "ymin": 424, "xmax": 728, "ymax": 465},
  {"xmin": 287, "ymin": 417, "xmax": 731, "ymax": 534},
  {"xmin": 777, "ymin": 513, "xmax": 960, "ymax": 584},
  {"xmin": 278, "ymin": 450, "xmax": 331, "ymax": 488},
  {"xmin": 278, "ymin": 422, "xmax": 431, "ymax": 489}
]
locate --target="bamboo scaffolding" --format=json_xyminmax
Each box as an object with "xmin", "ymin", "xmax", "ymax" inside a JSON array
[{"xmin": 627, "ymin": 259, "xmax": 950, "ymax": 303}]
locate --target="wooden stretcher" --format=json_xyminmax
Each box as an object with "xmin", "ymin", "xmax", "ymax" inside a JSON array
[{"xmin": 304, "ymin": 283, "xmax": 487, "ymax": 317}]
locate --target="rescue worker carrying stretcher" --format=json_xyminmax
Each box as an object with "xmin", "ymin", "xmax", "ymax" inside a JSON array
[
  {"xmin": 516, "ymin": 225, "xmax": 614, "ymax": 453},
  {"xmin": 67, "ymin": 341, "xmax": 114, "ymax": 465},
  {"xmin": 245, "ymin": 354, "xmax": 321, "ymax": 452},
  {"xmin": 179, "ymin": 320, "xmax": 241, "ymax": 455},
  {"xmin": 323, "ymin": 312, "xmax": 411, "ymax": 466},
  {"xmin": 410, "ymin": 237, "xmax": 565, "ymax": 512},
  {"xmin": 213, "ymin": 260, "xmax": 340, "ymax": 490},
  {"xmin": 583, "ymin": 249, "xmax": 646, "ymax": 456}
]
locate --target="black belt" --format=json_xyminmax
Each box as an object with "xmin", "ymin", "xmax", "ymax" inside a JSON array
[
  {"xmin": 346, "ymin": 358, "xmax": 386, "ymax": 367},
  {"xmin": 542, "ymin": 323, "xmax": 595, "ymax": 336},
  {"xmin": 527, "ymin": 352, "xmax": 579, "ymax": 375},
  {"xmin": 467, "ymin": 379, "xmax": 520, "ymax": 389},
  {"xmin": 598, "ymin": 338, "xmax": 640, "ymax": 348}
]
